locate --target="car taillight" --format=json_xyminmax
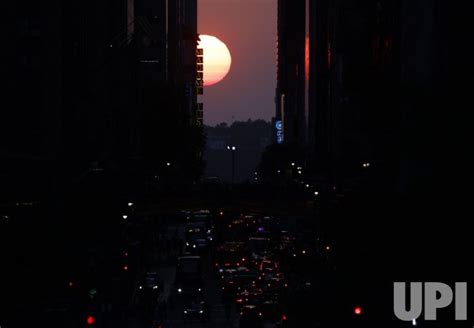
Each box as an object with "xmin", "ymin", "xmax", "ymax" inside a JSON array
[
  {"xmin": 282, "ymin": 314, "xmax": 288, "ymax": 321},
  {"xmin": 354, "ymin": 307, "xmax": 362, "ymax": 315},
  {"xmin": 86, "ymin": 315, "xmax": 96, "ymax": 325}
]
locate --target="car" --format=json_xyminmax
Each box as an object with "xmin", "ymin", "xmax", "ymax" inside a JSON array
[
  {"xmin": 222, "ymin": 270, "xmax": 258, "ymax": 299},
  {"xmin": 214, "ymin": 242, "xmax": 247, "ymax": 273},
  {"xmin": 185, "ymin": 222, "xmax": 209, "ymax": 252},
  {"xmin": 247, "ymin": 237, "xmax": 272, "ymax": 262},
  {"xmin": 260, "ymin": 299, "xmax": 288, "ymax": 323},
  {"xmin": 138, "ymin": 271, "xmax": 163, "ymax": 294},
  {"xmin": 239, "ymin": 304, "xmax": 264, "ymax": 328},
  {"xmin": 182, "ymin": 298, "xmax": 208, "ymax": 322},
  {"xmin": 235, "ymin": 288, "xmax": 265, "ymax": 307},
  {"xmin": 175, "ymin": 256, "xmax": 203, "ymax": 297}
]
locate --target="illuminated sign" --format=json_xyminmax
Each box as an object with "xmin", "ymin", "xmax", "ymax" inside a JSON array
[
  {"xmin": 276, "ymin": 120, "xmax": 283, "ymax": 144},
  {"xmin": 275, "ymin": 121, "xmax": 282, "ymax": 130}
]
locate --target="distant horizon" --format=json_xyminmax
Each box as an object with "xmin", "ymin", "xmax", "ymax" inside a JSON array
[{"xmin": 204, "ymin": 118, "xmax": 271, "ymax": 128}]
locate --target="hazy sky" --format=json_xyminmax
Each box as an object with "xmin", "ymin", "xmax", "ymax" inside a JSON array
[{"xmin": 198, "ymin": 0, "xmax": 277, "ymax": 126}]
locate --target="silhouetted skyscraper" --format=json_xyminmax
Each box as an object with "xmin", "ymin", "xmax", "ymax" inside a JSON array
[{"xmin": 276, "ymin": 0, "xmax": 306, "ymax": 146}]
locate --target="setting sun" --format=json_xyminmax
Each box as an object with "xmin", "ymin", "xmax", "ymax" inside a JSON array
[{"xmin": 198, "ymin": 35, "xmax": 232, "ymax": 87}]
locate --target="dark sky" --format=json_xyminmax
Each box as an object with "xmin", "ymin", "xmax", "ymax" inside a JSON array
[{"xmin": 198, "ymin": 0, "xmax": 277, "ymax": 126}]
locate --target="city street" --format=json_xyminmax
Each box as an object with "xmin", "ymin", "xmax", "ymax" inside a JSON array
[{"xmin": 3, "ymin": 0, "xmax": 472, "ymax": 327}]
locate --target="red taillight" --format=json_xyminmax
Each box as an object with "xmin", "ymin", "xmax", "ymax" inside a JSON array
[
  {"xmin": 87, "ymin": 315, "xmax": 96, "ymax": 325},
  {"xmin": 236, "ymin": 299, "xmax": 243, "ymax": 303},
  {"xmin": 282, "ymin": 314, "xmax": 288, "ymax": 321},
  {"xmin": 354, "ymin": 307, "xmax": 362, "ymax": 315},
  {"xmin": 236, "ymin": 262, "xmax": 240, "ymax": 266},
  {"xmin": 68, "ymin": 281, "xmax": 74, "ymax": 288},
  {"xmin": 123, "ymin": 265, "xmax": 128, "ymax": 271}
]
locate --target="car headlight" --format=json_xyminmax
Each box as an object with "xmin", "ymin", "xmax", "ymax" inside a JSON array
[
  {"xmin": 186, "ymin": 242, "xmax": 190, "ymax": 246},
  {"xmin": 139, "ymin": 286, "xmax": 143, "ymax": 290},
  {"xmin": 193, "ymin": 244, "xmax": 196, "ymax": 248},
  {"xmin": 153, "ymin": 285, "xmax": 158, "ymax": 290},
  {"xmin": 199, "ymin": 310, "xmax": 204, "ymax": 314},
  {"xmin": 178, "ymin": 288, "xmax": 182, "ymax": 293},
  {"xmin": 184, "ymin": 310, "xmax": 188, "ymax": 314},
  {"xmin": 198, "ymin": 288, "xmax": 202, "ymax": 292}
]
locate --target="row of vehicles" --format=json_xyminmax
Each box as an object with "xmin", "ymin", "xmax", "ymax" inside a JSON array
[
  {"xmin": 174, "ymin": 210, "xmax": 213, "ymax": 322},
  {"xmin": 213, "ymin": 213, "xmax": 291, "ymax": 327}
]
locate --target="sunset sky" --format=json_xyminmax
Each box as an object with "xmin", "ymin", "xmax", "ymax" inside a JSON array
[{"xmin": 198, "ymin": 0, "xmax": 277, "ymax": 126}]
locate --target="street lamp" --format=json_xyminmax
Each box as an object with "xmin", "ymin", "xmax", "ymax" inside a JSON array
[{"xmin": 226, "ymin": 145, "xmax": 237, "ymax": 188}]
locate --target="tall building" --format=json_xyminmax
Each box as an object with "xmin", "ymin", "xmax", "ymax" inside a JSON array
[
  {"xmin": 276, "ymin": 0, "xmax": 306, "ymax": 146},
  {"xmin": 2, "ymin": 0, "xmax": 202, "ymax": 198}
]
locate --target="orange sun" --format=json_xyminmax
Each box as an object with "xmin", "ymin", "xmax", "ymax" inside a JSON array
[{"xmin": 198, "ymin": 35, "xmax": 232, "ymax": 87}]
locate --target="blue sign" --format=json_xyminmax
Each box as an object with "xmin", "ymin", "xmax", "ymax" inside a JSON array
[
  {"xmin": 275, "ymin": 120, "xmax": 283, "ymax": 144},
  {"xmin": 275, "ymin": 120, "xmax": 282, "ymax": 130}
]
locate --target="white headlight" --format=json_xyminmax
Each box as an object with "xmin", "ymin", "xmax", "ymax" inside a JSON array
[
  {"xmin": 153, "ymin": 285, "xmax": 158, "ymax": 290},
  {"xmin": 184, "ymin": 310, "xmax": 188, "ymax": 314},
  {"xmin": 178, "ymin": 288, "xmax": 182, "ymax": 293},
  {"xmin": 199, "ymin": 310, "xmax": 204, "ymax": 314},
  {"xmin": 139, "ymin": 286, "xmax": 143, "ymax": 290}
]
